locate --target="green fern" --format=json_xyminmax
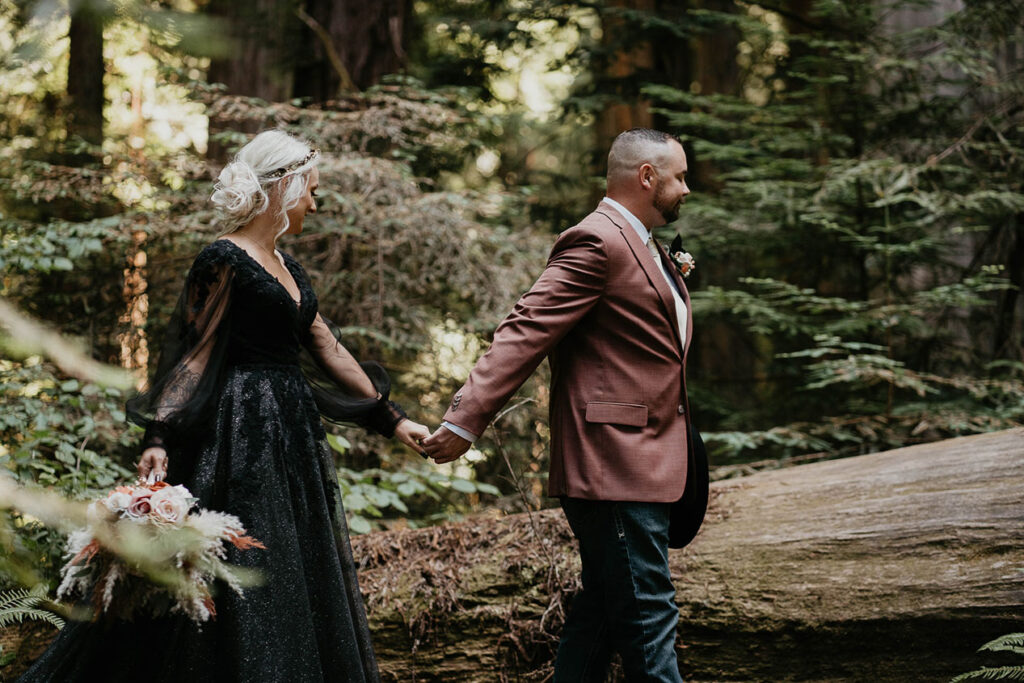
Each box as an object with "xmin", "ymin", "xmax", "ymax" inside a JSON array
[
  {"xmin": 951, "ymin": 666, "xmax": 1024, "ymax": 682},
  {"xmin": 951, "ymin": 634, "xmax": 1024, "ymax": 682},
  {"xmin": 982, "ymin": 634, "xmax": 1024, "ymax": 656},
  {"xmin": 0, "ymin": 586, "xmax": 65, "ymax": 630}
]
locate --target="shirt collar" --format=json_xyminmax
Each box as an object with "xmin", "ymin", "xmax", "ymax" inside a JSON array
[{"xmin": 602, "ymin": 197, "xmax": 651, "ymax": 245}]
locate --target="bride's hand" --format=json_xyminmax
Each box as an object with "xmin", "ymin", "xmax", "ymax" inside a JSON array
[
  {"xmin": 137, "ymin": 446, "xmax": 168, "ymax": 484},
  {"xmin": 394, "ymin": 419, "xmax": 431, "ymax": 458}
]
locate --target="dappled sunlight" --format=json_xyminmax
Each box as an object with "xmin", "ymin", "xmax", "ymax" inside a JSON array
[{"xmin": 105, "ymin": 22, "xmax": 208, "ymax": 157}]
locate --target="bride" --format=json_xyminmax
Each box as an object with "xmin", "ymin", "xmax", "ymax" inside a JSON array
[{"xmin": 20, "ymin": 129, "xmax": 428, "ymax": 682}]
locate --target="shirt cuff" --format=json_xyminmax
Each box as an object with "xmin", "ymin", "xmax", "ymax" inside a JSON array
[{"xmin": 441, "ymin": 421, "xmax": 479, "ymax": 443}]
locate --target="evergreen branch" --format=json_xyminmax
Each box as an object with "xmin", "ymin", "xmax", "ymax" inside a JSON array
[
  {"xmin": 928, "ymin": 97, "xmax": 1017, "ymax": 167},
  {"xmin": 741, "ymin": 0, "xmax": 826, "ymax": 31}
]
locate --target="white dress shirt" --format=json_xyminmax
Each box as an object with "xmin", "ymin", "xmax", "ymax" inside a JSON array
[{"xmin": 601, "ymin": 197, "xmax": 688, "ymax": 348}]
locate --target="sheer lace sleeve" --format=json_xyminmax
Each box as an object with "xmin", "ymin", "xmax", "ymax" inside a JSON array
[
  {"xmin": 299, "ymin": 313, "xmax": 407, "ymax": 438},
  {"xmin": 127, "ymin": 244, "xmax": 235, "ymax": 451}
]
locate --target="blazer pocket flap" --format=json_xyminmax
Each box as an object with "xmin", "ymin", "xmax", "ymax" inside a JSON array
[{"xmin": 585, "ymin": 402, "xmax": 648, "ymax": 427}]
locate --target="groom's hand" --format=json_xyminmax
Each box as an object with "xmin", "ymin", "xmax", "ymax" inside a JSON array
[{"xmin": 422, "ymin": 426, "xmax": 471, "ymax": 464}]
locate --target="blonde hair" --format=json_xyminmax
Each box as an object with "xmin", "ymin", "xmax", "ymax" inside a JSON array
[{"xmin": 211, "ymin": 130, "xmax": 319, "ymax": 237}]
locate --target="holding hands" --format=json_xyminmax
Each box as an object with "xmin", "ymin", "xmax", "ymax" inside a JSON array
[
  {"xmin": 394, "ymin": 419, "xmax": 431, "ymax": 456},
  {"xmin": 421, "ymin": 426, "xmax": 472, "ymax": 464}
]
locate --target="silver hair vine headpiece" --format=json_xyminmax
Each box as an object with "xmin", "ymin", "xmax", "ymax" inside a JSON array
[{"xmin": 262, "ymin": 148, "xmax": 320, "ymax": 180}]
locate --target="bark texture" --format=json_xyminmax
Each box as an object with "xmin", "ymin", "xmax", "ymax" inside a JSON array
[
  {"xmin": 293, "ymin": 0, "xmax": 411, "ymax": 101},
  {"xmin": 352, "ymin": 428, "xmax": 1024, "ymax": 682}
]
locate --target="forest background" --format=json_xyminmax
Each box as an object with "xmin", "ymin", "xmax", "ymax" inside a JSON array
[{"xmin": 1, "ymin": 0, "xmax": 1022, "ymax": 598}]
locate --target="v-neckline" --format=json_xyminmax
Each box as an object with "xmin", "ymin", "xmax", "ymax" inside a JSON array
[{"xmin": 217, "ymin": 239, "xmax": 303, "ymax": 311}]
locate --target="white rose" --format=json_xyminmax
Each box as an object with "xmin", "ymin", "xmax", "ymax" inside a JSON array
[
  {"xmin": 103, "ymin": 491, "xmax": 132, "ymax": 515},
  {"xmin": 149, "ymin": 487, "xmax": 192, "ymax": 525}
]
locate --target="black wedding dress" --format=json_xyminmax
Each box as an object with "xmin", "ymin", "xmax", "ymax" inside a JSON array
[{"xmin": 20, "ymin": 239, "xmax": 401, "ymax": 683}]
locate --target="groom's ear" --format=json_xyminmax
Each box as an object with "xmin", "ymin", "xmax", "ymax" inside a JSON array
[{"xmin": 639, "ymin": 163, "xmax": 655, "ymax": 190}]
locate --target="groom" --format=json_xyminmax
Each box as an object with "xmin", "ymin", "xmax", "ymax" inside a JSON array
[{"xmin": 422, "ymin": 128, "xmax": 695, "ymax": 682}]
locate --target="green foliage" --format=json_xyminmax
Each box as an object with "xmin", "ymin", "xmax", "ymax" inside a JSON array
[
  {"xmin": 0, "ymin": 217, "xmax": 111, "ymax": 274},
  {"xmin": 0, "ymin": 584, "xmax": 64, "ymax": 629},
  {"xmin": 951, "ymin": 633, "xmax": 1024, "ymax": 682},
  {"xmin": 327, "ymin": 433, "xmax": 500, "ymax": 534},
  {"xmin": 979, "ymin": 634, "xmax": 1024, "ymax": 656},
  {"xmin": 647, "ymin": 0, "xmax": 1024, "ymax": 461},
  {"xmin": 0, "ymin": 360, "xmax": 134, "ymax": 492},
  {"xmin": 0, "ymin": 358, "xmax": 134, "ymax": 585}
]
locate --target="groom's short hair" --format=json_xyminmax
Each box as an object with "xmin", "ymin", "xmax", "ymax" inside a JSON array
[{"xmin": 607, "ymin": 128, "xmax": 681, "ymax": 183}]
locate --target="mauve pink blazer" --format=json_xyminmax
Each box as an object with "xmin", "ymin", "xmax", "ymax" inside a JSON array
[{"xmin": 443, "ymin": 204, "xmax": 693, "ymax": 503}]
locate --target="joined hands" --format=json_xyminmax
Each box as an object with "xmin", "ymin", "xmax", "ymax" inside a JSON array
[
  {"xmin": 394, "ymin": 419, "xmax": 431, "ymax": 457},
  {"xmin": 420, "ymin": 427, "xmax": 471, "ymax": 464}
]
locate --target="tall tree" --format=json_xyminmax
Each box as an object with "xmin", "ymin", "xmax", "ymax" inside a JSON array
[
  {"xmin": 205, "ymin": 0, "xmax": 295, "ymax": 102},
  {"xmin": 204, "ymin": 0, "xmax": 297, "ymax": 161},
  {"xmin": 591, "ymin": 0, "xmax": 742, "ymax": 184},
  {"xmin": 205, "ymin": 0, "xmax": 411, "ymax": 159},
  {"xmin": 294, "ymin": 0, "xmax": 412, "ymax": 101},
  {"xmin": 66, "ymin": 0, "xmax": 105, "ymax": 150}
]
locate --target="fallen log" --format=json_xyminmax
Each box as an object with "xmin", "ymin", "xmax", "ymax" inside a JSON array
[
  {"xmin": 3, "ymin": 430, "xmax": 1022, "ymax": 681},
  {"xmin": 352, "ymin": 428, "xmax": 1024, "ymax": 682}
]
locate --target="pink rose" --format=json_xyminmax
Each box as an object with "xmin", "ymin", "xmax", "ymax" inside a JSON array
[
  {"xmin": 126, "ymin": 490, "xmax": 153, "ymax": 518},
  {"xmin": 149, "ymin": 486, "xmax": 192, "ymax": 525}
]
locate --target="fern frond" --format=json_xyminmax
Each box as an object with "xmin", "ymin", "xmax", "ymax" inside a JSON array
[
  {"xmin": 950, "ymin": 665, "xmax": 1024, "ymax": 682},
  {"xmin": 0, "ymin": 586, "xmax": 65, "ymax": 629},
  {"xmin": 981, "ymin": 634, "xmax": 1024, "ymax": 655}
]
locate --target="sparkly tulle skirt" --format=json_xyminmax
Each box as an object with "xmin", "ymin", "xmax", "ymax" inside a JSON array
[{"xmin": 19, "ymin": 364, "xmax": 379, "ymax": 683}]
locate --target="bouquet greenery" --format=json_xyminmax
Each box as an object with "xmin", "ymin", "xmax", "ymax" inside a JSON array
[{"xmin": 57, "ymin": 482, "xmax": 264, "ymax": 623}]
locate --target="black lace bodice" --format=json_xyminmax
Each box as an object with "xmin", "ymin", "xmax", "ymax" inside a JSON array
[
  {"xmin": 127, "ymin": 239, "xmax": 405, "ymax": 453},
  {"xmin": 214, "ymin": 239, "xmax": 319, "ymax": 366}
]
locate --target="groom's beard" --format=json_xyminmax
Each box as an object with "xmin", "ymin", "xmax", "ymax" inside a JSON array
[{"xmin": 654, "ymin": 182, "xmax": 683, "ymax": 223}]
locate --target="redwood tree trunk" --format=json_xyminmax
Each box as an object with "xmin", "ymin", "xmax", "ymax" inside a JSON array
[
  {"xmin": 206, "ymin": 0, "xmax": 295, "ymax": 101},
  {"xmin": 293, "ymin": 0, "xmax": 411, "ymax": 102},
  {"xmin": 205, "ymin": 0, "xmax": 297, "ymax": 161},
  {"xmin": 66, "ymin": 0, "xmax": 105, "ymax": 149},
  {"xmin": 594, "ymin": 0, "xmax": 660, "ymax": 171}
]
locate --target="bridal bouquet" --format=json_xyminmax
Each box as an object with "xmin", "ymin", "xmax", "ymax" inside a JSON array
[{"xmin": 57, "ymin": 481, "xmax": 264, "ymax": 623}]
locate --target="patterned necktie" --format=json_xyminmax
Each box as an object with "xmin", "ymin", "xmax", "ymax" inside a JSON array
[{"xmin": 647, "ymin": 238, "xmax": 688, "ymax": 348}]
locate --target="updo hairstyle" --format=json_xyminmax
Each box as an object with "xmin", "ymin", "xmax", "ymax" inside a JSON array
[{"xmin": 211, "ymin": 130, "xmax": 320, "ymax": 236}]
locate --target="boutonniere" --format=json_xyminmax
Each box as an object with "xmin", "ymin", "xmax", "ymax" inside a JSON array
[{"xmin": 668, "ymin": 234, "xmax": 696, "ymax": 279}]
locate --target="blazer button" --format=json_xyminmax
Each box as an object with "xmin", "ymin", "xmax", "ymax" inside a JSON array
[{"xmin": 677, "ymin": 404, "xmax": 685, "ymax": 414}]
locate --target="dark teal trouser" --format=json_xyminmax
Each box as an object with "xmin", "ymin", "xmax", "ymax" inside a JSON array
[{"xmin": 554, "ymin": 498, "xmax": 683, "ymax": 683}]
